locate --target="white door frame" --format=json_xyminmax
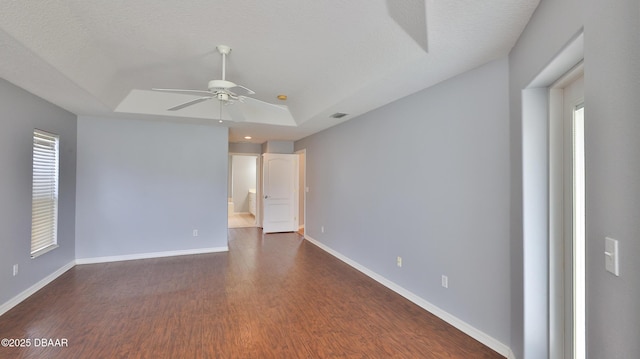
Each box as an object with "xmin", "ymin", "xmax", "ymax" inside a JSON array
[
  {"xmin": 295, "ymin": 148, "xmax": 306, "ymax": 234},
  {"xmin": 520, "ymin": 31, "xmax": 583, "ymax": 359},
  {"xmin": 549, "ymin": 64, "xmax": 584, "ymax": 359}
]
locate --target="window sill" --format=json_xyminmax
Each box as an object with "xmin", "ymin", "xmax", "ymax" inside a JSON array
[{"xmin": 31, "ymin": 244, "xmax": 59, "ymax": 259}]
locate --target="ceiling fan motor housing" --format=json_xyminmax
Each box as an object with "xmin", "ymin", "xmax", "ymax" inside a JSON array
[{"xmin": 208, "ymin": 79, "xmax": 236, "ymax": 90}]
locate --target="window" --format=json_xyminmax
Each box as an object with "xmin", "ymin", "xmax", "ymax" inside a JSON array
[{"xmin": 31, "ymin": 129, "xmax": 60, "ymax": 258}]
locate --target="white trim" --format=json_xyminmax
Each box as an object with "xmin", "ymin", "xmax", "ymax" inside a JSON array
[
  {"xmin": 30, "ymin": 244, "xmax": 59, "ymax": 259},
  {"xmin": 294, "ymin": 148, "xmax": 306, "ymax": 235},
  {"xmin": 304, "ymin": 235, "xmax": 515, "ymax": 359},
  {"xmin": 0, "ymin": 260, "xmax": 75, "ymax": 317},
  {"xmin": 76, "ymin": 246, "xmax": 229, "ymax": 265}
]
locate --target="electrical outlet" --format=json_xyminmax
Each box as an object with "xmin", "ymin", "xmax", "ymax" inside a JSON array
[
  {"xmin": 192, "ymin": 229, "xmax": 199, "ymax": 237},
  {"xmin": 321, "ymin": 226, "xmax": 325, "ymax": 233},
  {"xmin": 441, "ymin": 275, "xmax": 448, "ymax": 288},
  {"xmin": 13, "ymin": 264, "xmax": 18, "ymax": 276},
  {"xmin": 396, "ymin": 256, "xmax": 402, "ymax": 267}
]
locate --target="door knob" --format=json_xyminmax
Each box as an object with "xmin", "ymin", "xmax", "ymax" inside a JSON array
[{"xmin": 264, "ymin": 195, "xmax": 269, "ymax": 199}]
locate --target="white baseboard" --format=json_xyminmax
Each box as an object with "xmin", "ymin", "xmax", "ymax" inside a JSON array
[
  {"xmin": 76, "ymin": 246, "xmax": 229, "ymax": 265},
  {"xmin": 304, "ymin": 235, "xmax": 514, "ymax": 359},
  {"xmin": 0, "ymin": 260, "xmax": 75, "ymax": 317}
]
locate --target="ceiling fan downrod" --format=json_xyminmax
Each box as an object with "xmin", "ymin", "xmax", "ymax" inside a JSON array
[{"xmin": 216, "ymin": 45, "xmax": 231, "ymax": 81}]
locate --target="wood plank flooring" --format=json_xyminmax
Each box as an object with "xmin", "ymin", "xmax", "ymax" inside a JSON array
[{"xmin": 0, "ymin": 228, "xmax": 503, "ymax": 358}]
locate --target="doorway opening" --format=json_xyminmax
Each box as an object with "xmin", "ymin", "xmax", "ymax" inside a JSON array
[{"xmin": 228, "ymin": 154, "xmax": 259, "ymax": 228}]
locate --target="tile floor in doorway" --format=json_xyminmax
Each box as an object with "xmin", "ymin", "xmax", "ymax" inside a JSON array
[{"xmin": 228, "ymin": 212, "xmax": 256, "ymax": 228}]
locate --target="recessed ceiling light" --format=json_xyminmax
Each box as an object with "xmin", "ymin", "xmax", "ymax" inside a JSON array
[
  {"xmin": 244, "ymin": 136, "xmax": 252, "ymax": 140},
  {"xmin": 218, "ymin": 120, "xmax": 223, "ymax": 123},
  {"xmin": 277, "ymin": 94, "xmax": 287, "ymax": 101}
]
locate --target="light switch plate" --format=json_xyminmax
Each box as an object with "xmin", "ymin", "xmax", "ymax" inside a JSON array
[{"xmin": 605, "ymin": 237, "xmax": 619, "ymax": 276}]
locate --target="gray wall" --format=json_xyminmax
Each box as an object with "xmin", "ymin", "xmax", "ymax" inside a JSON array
[
  {"xmin": 0, "ymin": 78, "xmax": 76, "ymax": 305},
  {"xmin": 295, "ymin": 58, "xmax": 511, "ymax": 345},
  {"xmin": 231, "ymin": 155, "xmax": 257, "ymax": 213},
  {"xmin": 262, "ymin": 140, "xmax": 293, "ymax": 154},
  {"xmin": 75, "ymin": 116, "xmax": 228, "ymax": 259},
  {"xmin": 509, "ymin": 0, "xmax": 640, "ymax": 358},
  {"xmin": 229, "ymin": 142, "xmax": 262, "ymax": 154}
]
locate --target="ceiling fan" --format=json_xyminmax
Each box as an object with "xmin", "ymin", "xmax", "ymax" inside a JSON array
[{"xmin": 152, "ymin": 45, "xmax": 293, "ymax": 124}]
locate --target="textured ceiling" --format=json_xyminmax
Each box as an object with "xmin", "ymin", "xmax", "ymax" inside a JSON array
[{"xmin": 0, "ymin": 0, "xmax": 539, "ymax": 143}]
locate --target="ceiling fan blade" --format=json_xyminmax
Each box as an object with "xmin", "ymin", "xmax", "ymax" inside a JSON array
[
  {"xmin": 153, "ymin": 88, "xmax": 212, "ymax": 96},
  {"xmin": 230, "ymin": 84, "xmax": 255, "ymax": 95},
  {"xmin": 167, "ymin": 97, "xmax": 211, "ymax": 111},
  {"xmin": 240, "ymin": 96, "xmax": 288, "ymax": 111},
  {"xmin": 234, "ymin": 97, "xmax": 296, "ymax": 126}
]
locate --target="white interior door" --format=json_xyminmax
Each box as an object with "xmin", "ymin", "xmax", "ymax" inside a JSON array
[{"xmin": 262, "ymin": 153, "xmax": 298, "ymax": 233}]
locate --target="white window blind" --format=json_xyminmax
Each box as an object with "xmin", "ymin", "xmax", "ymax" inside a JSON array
[{"xmin": 31, "ymin": 129, "xmax": 59, "ymax": 258}]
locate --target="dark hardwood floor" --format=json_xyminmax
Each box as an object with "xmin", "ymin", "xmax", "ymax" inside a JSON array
[{"xmin": 0, "ymin": 228, "xmax": 503, "ymax": 358}]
